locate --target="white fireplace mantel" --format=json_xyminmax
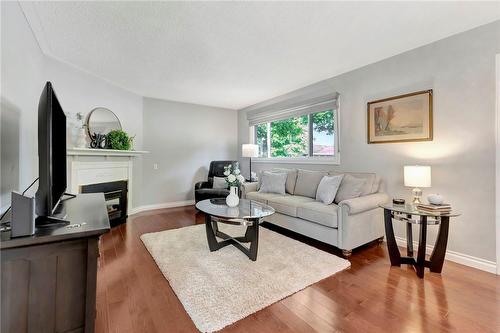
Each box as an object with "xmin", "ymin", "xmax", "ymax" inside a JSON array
[
  {"xmin": 67, "ymin": 148, "xmax": 148, "ymax": 214},
  {"xmin": 67, "ymin": 147, "xmax": 149, "ymax": 157}
]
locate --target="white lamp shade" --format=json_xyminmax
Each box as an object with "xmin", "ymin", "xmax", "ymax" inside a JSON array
[
  {"xmin": 242, "ymin": 144, "xmax": 259, "ymax": 158},
  {"xmin": 404, "ymin": 165, "xmax": 431, "ymax": 188}
]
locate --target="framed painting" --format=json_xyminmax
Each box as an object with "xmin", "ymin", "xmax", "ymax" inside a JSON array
[{"xmin": 367, "ymin": 90, "xmax": 433, "ymax": 144}]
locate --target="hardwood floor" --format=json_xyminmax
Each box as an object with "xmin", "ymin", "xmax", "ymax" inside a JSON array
[{"xmin": 95, "ymin": 206, "xmax": 500, "ymax": 333}]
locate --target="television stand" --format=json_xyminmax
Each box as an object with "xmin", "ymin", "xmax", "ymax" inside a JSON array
[{"xmin": 1, "ymin": 193, "xmax": 110, "ymax": 333}]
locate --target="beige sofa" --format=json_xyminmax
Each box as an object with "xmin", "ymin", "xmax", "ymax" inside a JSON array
[{"xmin": 241, "ymin": 169, "xmax": 389, "ymax": 256}]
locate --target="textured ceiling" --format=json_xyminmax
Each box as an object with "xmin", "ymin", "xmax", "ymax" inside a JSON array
[{"xmin": 21, "ymin": 1, "xmax": 500, "ymax": 109}]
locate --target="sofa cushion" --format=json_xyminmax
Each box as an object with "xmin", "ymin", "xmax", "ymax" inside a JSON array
[
  {"xmin": 316, "ymin": 175, "xmax": 344, "ymax": 205},
  {"xmin": 267, "ymin": 195, "xmax": 315, "ymax": 217},
  {"xmin": 297, "ymin": 201, "xmax": 339, "ymax": 228},
  {"xmin": 294, "ymin": 169, "xmax": 328, "ymax": 198},
  {"xmin": 329, "ymin": 171, "xmax": 376, "ymax": 196},
  {"xmin": 272, "ymin": 168, "xmax": 298, "ymax": 194},
  {"xmin": 334, "ymin": 174, "xmax": 366, "ymax": 203},
  {"xmin": 246, "ymin": 191, "xmax": 286, "ymax": 204},
  {"xmin": 259, "ymin": 171, "xmax": 287, "ymax": 195}
]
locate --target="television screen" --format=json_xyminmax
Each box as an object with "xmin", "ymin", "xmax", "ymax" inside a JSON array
[{"xmin": 35, "ymin": 82, "xmax": 67, "ymax": 218}]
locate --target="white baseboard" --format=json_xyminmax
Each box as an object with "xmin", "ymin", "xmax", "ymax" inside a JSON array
[
  {"xmin": 129, "ymin": 200, "xmax": 195, "ymax": 215},
  {"xmin": 394, "ymin": 236, "xmax": 497, "ymax": 274}
]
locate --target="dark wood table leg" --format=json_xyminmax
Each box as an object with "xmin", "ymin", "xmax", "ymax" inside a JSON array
[
  {"xmin": 416, "ymin": 216, "xmax": 427, "ymax": 278},
  {"xmin": 205, "ymin": 214, "xmax": 221, "ymax": 252},
  {"xmin": 406, "ymin": 216, "xmax": 413, "ymax": 257},
  {"xmin": 429, "ymin": 216, "xmax": 449, "ymax": 273},
  {"xmin": 384, "ymin": 209, "xmax": 401, "ymax": 266},
  {"xmin": 246, "ymin": 219, "xmax": 260, "ymax": 261}
]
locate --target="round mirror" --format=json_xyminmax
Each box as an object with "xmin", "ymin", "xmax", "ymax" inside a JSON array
[{"xmin": 86, "ymin": 107, "xmax": 122, "ymax": 137}]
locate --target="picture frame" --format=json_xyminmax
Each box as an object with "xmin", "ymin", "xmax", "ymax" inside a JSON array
[{"xmin": 367, "ymin": 90, "xmax": 433, "ymax": 144}]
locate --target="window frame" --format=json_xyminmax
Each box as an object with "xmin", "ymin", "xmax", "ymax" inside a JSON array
[{"xmin": 251, "ymin": 107, "xmax": 340, "ymax": 165}]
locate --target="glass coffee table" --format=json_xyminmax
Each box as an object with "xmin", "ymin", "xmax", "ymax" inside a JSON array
[
  {"xmin": 380, "ymin": 203, "xmax": 460, "ymax": 278},
  {"xmin": 195, "ymin": 198, "xmax": 275, "ymax": 261}
]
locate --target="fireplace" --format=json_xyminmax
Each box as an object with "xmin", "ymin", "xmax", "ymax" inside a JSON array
[{"xmin": 81, "ymin": 180, "xmax": 128, "ymax": 227}]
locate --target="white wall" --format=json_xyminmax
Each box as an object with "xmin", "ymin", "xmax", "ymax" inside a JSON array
[
  {"xmin": 1, "ymin": 1, "xmax": 46, "ymax": 210},
  {"xmin": 1, "ymin": 2, "xmax": 144, "ymax": 209},
  {"xmin": 239, "ymin": 21, "xmax": 500, "ymax": 263},
  {"xmin": 141, "ymin": 97, "xmax": 237, "ymax": 206}
]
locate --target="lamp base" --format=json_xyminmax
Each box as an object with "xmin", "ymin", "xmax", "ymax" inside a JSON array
[{"xmin": 412, "ymin": 188, "xmax": 423, "ymax": 204}]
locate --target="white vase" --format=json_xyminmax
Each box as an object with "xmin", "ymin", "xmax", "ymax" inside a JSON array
[
  {"xmin": 226, "ymin": 186, "xmax": 239, "ymax": 207},
  {"xmin": 76, "ymin": 127, "xmax": 88, "ymax": 148}
]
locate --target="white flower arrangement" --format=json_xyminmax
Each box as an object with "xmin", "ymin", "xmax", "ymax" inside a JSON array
[{"xmin": 224, "ymin": 164, "xmax": 245, "ymax": 187}]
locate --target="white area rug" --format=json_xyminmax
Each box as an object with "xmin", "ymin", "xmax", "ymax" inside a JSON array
[{"xmin": 141, "ymin": 224, "xmax": 350, "ymax": 332}]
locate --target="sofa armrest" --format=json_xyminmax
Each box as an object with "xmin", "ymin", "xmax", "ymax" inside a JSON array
[
  {"xmin": 241, "ymin": 182, "xmax": 258, "ymax": 198},
  {"xmin": 338, "ymin": 192, "xmax": 389, "ymax": 215},
  {"xmin": 195, "ymin": 181, "xmax": 211, "ymax": 190}
]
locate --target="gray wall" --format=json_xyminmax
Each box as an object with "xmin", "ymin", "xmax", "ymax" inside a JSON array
[
  {"xmin": 1, "ymin": 2, "xmax": 144, "ymax": 210},
  {"xmin": 238, "ymin": 21, "xmax": 500, "ymax": 262},
  {"xmin": 141, "ymin": 97, "xmax": 238, "ymax": 205}
]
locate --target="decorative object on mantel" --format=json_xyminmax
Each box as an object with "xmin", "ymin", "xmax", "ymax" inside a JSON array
[
  {"xmin": 223, "ymin": 163, "xmax": 245, "ymax": 207},
  {"xmin": 86, "ymin": 107, "xmax": 122, "ymax": 149},
  {"xmin": 367, "ymin": 90, "xmax": 433, "ymax": 144},
  {"xmin": 242, "ymin": 144, "xmax": 259, "ymax": 181},
  {"xmin": 89, "ymin": 133, "xmax": 107, "ymax": 149},
  {"xmin": 106, "ymin": 129, "xmax": 134, "ymax": 150},
  {"xmin": 72, "ymin": 112, "xmax": 88, "ymax": 148},
  {"xmin": 66, "ymin": 112, "xmax": 88, "ymax": 148},
  {"xmin": 404, "ymin": 165, "xmax": 431, "ymax": 204}
]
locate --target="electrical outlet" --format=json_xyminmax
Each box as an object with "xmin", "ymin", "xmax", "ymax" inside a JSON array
[{"xmin": 153, "ymin": 163, "xmax": 159, "ymax": 170}]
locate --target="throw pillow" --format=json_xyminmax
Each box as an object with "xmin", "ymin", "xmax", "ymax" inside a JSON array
[
  {"xmin": 258, "ymin": 172, "xmax": 287, "ymax": 195},
  {"xmin": 334, "ymin": 174, "xmax": 366, "ymax": 203},
  {"xmin": 212, "ymin": 176, "xmax": 227, "ymax": 189},
  {"xmin": 316, "ymin": 175, "xmax": 344, "ymax": 205},
  {"xmin": 272, "ymin": 168, "xmax": 298, "ymax": 194},
  {"xmin": 294, "ymin": 169, "xmax": 328, "ymax": 198}
]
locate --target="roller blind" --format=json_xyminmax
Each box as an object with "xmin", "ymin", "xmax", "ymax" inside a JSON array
[{"xmin": 247, "ymin": 93, "xmax": 339, "ymax": 126}]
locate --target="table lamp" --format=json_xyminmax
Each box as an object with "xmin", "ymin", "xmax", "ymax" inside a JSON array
[
  {"xmin": 242, "ymin": 144, "xmax": 259, "ymax": 181},
  {"xmin": 404, "ymin": 165, "xmax": 431, "ymax": 204}
]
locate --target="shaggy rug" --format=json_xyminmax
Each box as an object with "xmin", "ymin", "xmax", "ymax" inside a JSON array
[{"xmin": 141, "ymin": 223, "xmax": 350, "ymax": 332}]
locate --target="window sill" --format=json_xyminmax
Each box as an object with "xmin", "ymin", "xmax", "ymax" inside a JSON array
[{"xmin": 252, "ymin": 156, "xmax": 340, "ymax": 165}]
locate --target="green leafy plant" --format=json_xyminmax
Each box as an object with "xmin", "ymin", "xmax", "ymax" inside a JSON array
[{"xmin": 106, "ymin": 130, "xmax": 132, "ymax": 150}]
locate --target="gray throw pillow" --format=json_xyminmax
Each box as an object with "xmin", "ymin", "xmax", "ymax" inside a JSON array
[
  {"xmin": 272, "ymin": 168, "xmax": 298, "ymax": 194},
  {"xmin": 334, "ymin": 174, "xmax": 366, "ymax": 203},
  {"xmin": 294, "ymin": 169, "xmax": 328, "ymax": 198},
  {"xmin": 316, "ymin": 175, "xmax": 344, "ymax": 205},
  {"xmin": 259, "ymin": 172, "xmax": 287, "ymax": 195},
  {"xmin": 212, "ymin": 176, "xmax": 227, "ymax": 189}
]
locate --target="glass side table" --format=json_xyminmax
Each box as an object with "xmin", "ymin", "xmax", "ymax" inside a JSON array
[{"xmin": 379, "ymin": 203, "xmax": 460, "ymax": 278}]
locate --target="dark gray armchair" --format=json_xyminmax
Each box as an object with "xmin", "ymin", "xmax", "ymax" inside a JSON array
[{"xmin": 194, "ymin": 161, "xmax": 239, "ymax": 203}]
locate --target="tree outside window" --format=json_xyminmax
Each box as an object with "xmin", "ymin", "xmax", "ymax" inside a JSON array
[{"xmin": 254, "ymin": 109, "xmax": 335, "ymax": 158}]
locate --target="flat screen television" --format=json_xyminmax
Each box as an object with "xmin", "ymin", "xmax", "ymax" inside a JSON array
[{"xmin": 35, "ymin": 82, "xmax": 68, "ymax": 223}]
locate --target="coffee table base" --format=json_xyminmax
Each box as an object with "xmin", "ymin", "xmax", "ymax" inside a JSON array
[{"xmin": 205, "ymin": 214, "xmax": 260, "ymax": 261}]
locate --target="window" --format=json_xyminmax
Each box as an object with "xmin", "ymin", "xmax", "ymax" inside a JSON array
[
  {"xmin": 311, "ymin": 110, "xmax": 335, "ymax": 156},
  {"xmin": 254, "ymin": 109, "xmax": 337, "ymax": 160}
]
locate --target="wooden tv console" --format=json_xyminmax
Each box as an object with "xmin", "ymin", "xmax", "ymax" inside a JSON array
[{"xmin": 1, "ymin": 193, "xmax": 110, "ymax": 333}]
